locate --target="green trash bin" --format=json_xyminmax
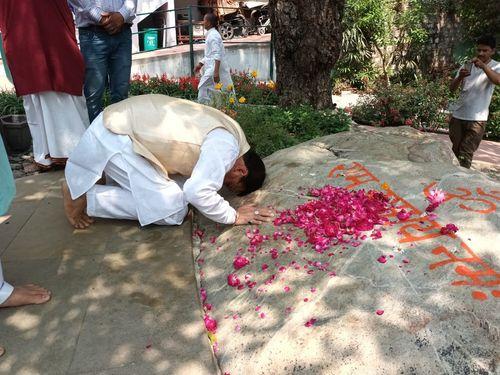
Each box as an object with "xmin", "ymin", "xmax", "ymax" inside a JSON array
[{"xmin": 144, "ymin": 28, "xmax": 158, "ymax": 51}]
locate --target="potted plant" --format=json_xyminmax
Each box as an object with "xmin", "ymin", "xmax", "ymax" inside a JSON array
[{"xmin": 0, "ymin": 92, "xmax": 30, "ymax": 153}]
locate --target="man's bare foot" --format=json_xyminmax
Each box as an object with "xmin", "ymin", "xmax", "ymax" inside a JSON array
[
  {"xmin": 62, "ymin": 181, "xmax": 94, "ymax": 229},
  {"xmin": 0, "ymin": 284, "xmax": 51, "ymax": 308}
]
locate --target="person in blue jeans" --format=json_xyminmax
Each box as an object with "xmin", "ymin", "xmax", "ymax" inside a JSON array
[{"xmin": 68, "ymin": 1, "xmax": 137, "ymax": 123}]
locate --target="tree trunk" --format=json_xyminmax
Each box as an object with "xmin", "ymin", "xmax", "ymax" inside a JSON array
[{"xmin": 269, "ymin": 0, "xmax": 345, "ymax": 109}]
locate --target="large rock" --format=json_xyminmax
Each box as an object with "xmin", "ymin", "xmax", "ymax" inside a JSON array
[{"xmin": 193, "ymin": 126, "xmax": 499, "ymax": 374}]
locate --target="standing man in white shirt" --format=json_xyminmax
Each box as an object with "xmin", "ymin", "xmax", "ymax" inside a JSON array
[
  {"xmin": 195, "ymin": 13, "xmax": 234, "ymax": 104},
  {"xmin": 62, "ymin": 94, "xmax": 272, "ymax": 229},
  {"xmin": 68, "ymin": 0, "xmax": 137, "ymax": 123},
  {"xmin": 449, "ymin": 35, "xmax": 500, "ymax": 168}
]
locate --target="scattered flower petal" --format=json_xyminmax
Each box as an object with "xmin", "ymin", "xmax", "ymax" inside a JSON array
[
  {"xmin": 204, "ymin": 315, "xmax": 218, "ymax": 333},
  {"xmin": 377, "ymin": 255, "xmax": 387, "ymax": 264},
  {"xmin": 233, "ymin": 255, "xmax": 250, "ymax": 270},
  {"xmin": 305, "ymin": 318, "xmax": 317, "ymax": 327},
  {"xmin": 440, "ymin": 223, "xmax": 459, "ymax": 235},
  {"xmin": 227, "ymin": 273, "xmax": 240, "ymax": 287}
]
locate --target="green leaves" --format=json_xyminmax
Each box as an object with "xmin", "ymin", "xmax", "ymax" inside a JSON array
[
  {"xmin": 0, "ymin": 91, "xmax": 24, "ymax": 116},
  {"xmin": 352, "ymin": 80, "xmax": 450, "ymax": 129},
  {"xmin": 235, "ymin": 105, "xmax": 351, "ymax": 157}
]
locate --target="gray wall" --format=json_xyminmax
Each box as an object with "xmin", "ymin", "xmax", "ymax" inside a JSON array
[{"xmin": 131, "ymin": 42, "xmax": 276, "ymax": 80}]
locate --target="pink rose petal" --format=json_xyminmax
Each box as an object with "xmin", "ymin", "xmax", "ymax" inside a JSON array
[
  {"xmin": 204, "ymin": 315, "xmax": 217, "ymax": 333},
  {"xmin": 233, "ymin": 255, "xmax": 250, "ymax": 270},
  {"xmin": 304, "ymin": 318, "xmax": 317, "ymax": 327},
  {"xmin": 227, "ymin": 273, "xmax": 240, "ymax": 287},
  {"xmin": 377, "ymin": 255, "xmax": 387, "ymax": 264}
]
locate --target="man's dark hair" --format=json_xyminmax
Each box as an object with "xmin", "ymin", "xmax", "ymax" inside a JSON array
[
  {"xmin": 205, "ymin": 13, "xmax": 218, "ymax": 28},
  {"xmin": 477, "ymin": 35, "xmax": 496, "ymax": 49},
  {"xmin": 239, "ymin": 149, "xmax": 266, "ymax": 196}
]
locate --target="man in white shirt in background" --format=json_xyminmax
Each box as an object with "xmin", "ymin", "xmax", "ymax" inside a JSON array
[
  {"xmin": 449, "ymin": 34, "xmax": 500, "ymax": 168},
  {"xmin": 68, "ymin": 0, "xmax": 137, "ymax": 123},
  {"xmin": 62, "ymin": 94, "xmax": 272, "ymax": 229},
  {"xmin": 195, "ymin": 12, "xmax": 234, "ymax": 104}
]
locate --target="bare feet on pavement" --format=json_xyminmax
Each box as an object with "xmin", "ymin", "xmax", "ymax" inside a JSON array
[
  {"xmin": 62, "ymin": 181, "xmax": 94, "ymax": 229},
  {"xmin": 0, "ymin": 284, "xmax": 51, "ymax": 308}
]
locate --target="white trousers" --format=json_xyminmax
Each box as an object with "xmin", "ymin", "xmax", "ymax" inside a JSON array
[
  {"xmin": 0, "ymin": 259, "xmax": 14, "ymax": 305},
  {"xmin": 86, "ymin": 152, "xmax": 188, "ymax": 226},
  {"xmin": 23, "ymin": 92, "xmax": 89, "ymax": 166},
  {"xmin": 198, "ymin": 77, "xmax": 216, "ymax": 104},
  {"xmin": 197, "ymin": 72, "xmax": 234, "ymax": 105}
]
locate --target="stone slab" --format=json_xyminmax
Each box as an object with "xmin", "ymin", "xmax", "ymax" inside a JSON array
[{"xmin": 193, "ymin": 126, "xmax": 499, "ymax": 374}]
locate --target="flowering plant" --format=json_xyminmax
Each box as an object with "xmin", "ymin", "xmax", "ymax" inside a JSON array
[{"xmin": 352, "ymin": 80, "xmax": 450, "ymax": 130}]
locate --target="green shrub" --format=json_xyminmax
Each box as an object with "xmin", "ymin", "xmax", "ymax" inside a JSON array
[
  {"xmin": 0, "ymin": 79, "xmax": 351, "ymax": 158},
  {"xmin": 0, "ymin": 91, "xmax": 24, "ymax": 116},
  {"xmin": 352, "ymin": 80, "xmax": 449, "ymax": 130},
  {"xmin": 235, "ymin": 105, "xmax": 351, "ymax": 157},
  {"xmin": 127, "ymin": 72, "xmax": 277, "ymax": 105},
  {"xmin": 486, "ymin": 88, "xmax": 499, "ymax": 140}
]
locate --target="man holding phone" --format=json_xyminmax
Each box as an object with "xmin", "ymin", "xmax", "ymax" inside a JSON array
[{"xmin": 449, "ymin": 35, "xmax": 500, "ymax": 168}]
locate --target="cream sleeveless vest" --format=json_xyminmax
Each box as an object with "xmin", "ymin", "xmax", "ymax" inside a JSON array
[{"xmin": 103, "ymin": 94, "xmax": 250, "ymax": 177}]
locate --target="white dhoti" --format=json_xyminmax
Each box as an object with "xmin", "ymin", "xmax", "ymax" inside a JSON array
[
  {"xmin": 0, "ymin": 259, "xmax": 14, "ymax": 305},
  {"xmin": 65, "ymin": 113, "xmax": 188, "ymax": 226},
  {"xmin": 23, "ymin": 91, "xmax": 89, "ymax": 166}
]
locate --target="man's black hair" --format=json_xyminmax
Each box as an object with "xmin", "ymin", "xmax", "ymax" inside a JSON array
[
  {"xmin": 239, "ymin": 149, "xmax": 266, "ymax": 196},
  {"xmin": 205, "ymin": 12, "xmax": 218, "ymax": 28},
  {"xmin": 477, "ymin": 35, "xmax": 496, "ymax": 49}
]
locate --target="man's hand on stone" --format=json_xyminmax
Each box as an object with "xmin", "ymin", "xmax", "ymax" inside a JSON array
[
  {"xmin": 235, "ymin": 204, "xmax": 274, "ymax": 226},
  {"xmin": 101, "ymin": 12, "xmax": 125, "ymax": 35}
]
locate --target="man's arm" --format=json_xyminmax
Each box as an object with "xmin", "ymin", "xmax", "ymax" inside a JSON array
[
  {"xmin": 450, "ymin": 65, "xmax": 470, "ymax": 93},
  {"xmin": 183, "ymin": 130, "xmax": 239, "ymax": 224},
  {"xmin": 212, "ymin": 36, "xmax": 223, "ymax": 83},
  {"xmin": 183, "ymin": 129, "xmax": 273, "ymax": 225},
  {"xmin": 118, "ymin": 0, "xmax": 137, "ymax": 23},
  {"xmin": 472, "ymin": 58, "xmax": 500, "ymax": 85},
  {"xmin": 67, "ymin": 0, "xmax": 103, "ymax": 23}
]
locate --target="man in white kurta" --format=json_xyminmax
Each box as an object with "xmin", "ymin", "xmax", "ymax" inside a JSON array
[
  {"xmin": 195, "ymin": 13, "xmax": 234, "ymax": 104},
  {"xmin": 63, "ymin": 94, "xmax": 272, "ymax": 229}
]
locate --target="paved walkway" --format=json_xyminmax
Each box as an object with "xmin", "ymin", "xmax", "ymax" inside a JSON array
[
  {"xmin": 432, "ymin": 132, "xmax": 500, "ymax": 165},
  {"xmin": 0, "ymin": 172, "xmax": 217, "ymax": 374},
  {"xmin": 357, "ymin": 125, "xmax": 500, "ymax": 167}
]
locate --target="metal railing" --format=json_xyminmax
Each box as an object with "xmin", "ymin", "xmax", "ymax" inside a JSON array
[{"xmin": 131, "ymin": 5, "xmax": 274, "ymax": 79}]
